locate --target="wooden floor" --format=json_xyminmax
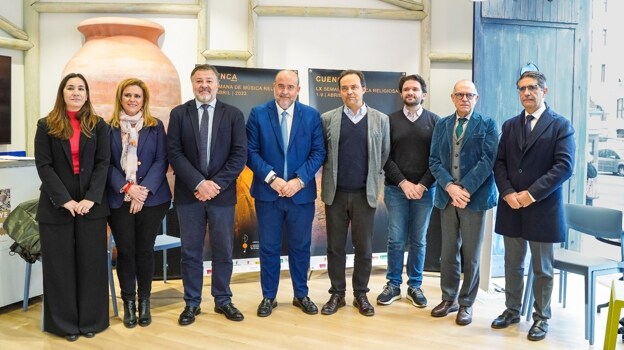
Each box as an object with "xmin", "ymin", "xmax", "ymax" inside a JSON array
[{"xmin": 0, "ymin": 267, "xmax": 620, "ymax": 349}]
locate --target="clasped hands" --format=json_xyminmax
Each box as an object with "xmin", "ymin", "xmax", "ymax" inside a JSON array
[
  {"xmin": 63, "ymin": 199, "xmax": 95, "ymax": 217},
  {"xmin": 195, "ymin": 180, "xmax": 221, "ymax": 202},
  {"xmin": 446, "ymin": 183, "xmax": 470, "ymax": 209},
  {"xmin": 503, "ymin": 190, "xmax": 533, "ymax": 209},
  {"xmin": 270, "ymin": 177, "xmax": 302, "ymax": 198},
  {"xmin": 399, "ymin": 180, "xmax": 426, "ymax": 200}
]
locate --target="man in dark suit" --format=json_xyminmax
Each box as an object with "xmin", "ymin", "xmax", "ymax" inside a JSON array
[
  {"xmin": 168, "ymin": 64, "xmax": 247, "ymax": 325},
  {"xmin": 491, "ymin": 71, "xmax": 575, "ymax": 341},
  {"xmin": 246, "ymin": 70, "xmax": 325, "ymax": 317},
  {"xmin": 429, "ymin": 80, "xmax": 498, "ymax": 326}
]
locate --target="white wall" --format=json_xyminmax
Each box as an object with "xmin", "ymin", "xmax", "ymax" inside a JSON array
[{"xmin": 0, "ymin": 0, "xmax": 474, "ymax": 153}]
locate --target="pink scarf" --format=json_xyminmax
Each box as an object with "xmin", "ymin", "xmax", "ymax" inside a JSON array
[{"xmin": 119, "ymin": 110, "xmax": 144, "ymax": 184}]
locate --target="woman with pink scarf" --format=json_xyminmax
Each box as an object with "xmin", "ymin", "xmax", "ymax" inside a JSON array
[{"xmin": 107, "ymin": 78, "xmax": 171, "ymax": 328}]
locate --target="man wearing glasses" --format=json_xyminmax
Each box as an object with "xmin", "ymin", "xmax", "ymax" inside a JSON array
[
  {"xmin": 491, "ymin": 71, "xmax": 574, "ymax": 341},
  {"xmin": 429, "ymin": 80, "xmax": 498, "ymax": 326}
]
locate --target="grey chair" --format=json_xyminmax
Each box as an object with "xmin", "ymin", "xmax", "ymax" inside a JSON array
[{"xmin": 521, "ymin": 203, "xmax": 624, "ymax": 345}]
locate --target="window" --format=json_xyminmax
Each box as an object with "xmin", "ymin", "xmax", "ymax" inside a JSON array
[
  {"xmin": 601, "ymin": 64, "xmax": 606, "ymax": 82},
  {"xmin": 617, "ymin": 98, "xmax": 624, "ymax": 119}
]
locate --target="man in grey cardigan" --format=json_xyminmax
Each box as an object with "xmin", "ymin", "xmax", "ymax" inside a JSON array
[{"xmin": 320, "ymin": 70, "xmax": 390, "ymax": 317}]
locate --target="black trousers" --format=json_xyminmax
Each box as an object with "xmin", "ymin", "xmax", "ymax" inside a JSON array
[
  {"xmin": 108, "ymin": 201, "xmax": 170, "ymax": 300},
  {"xmin": 39, "ymin": 217, "xmax": 109, "ymax": 336},
  {"xmin": 325, "ymin": 190, "xmax": 375, "ymax": 296}
]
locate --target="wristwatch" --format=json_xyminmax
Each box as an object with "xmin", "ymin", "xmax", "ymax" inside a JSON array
[{"xmin": 297, "ymin": 177, "xmax": 305, "ymax": 188}]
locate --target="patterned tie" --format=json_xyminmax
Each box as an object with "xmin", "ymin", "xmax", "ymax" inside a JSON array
[
  {"xmin": 524, "ymin": 114, "xmax": 534, "ymax": 148},
  {"xmin": 455, "ymin": 117, "xmax": 467, "ymax": 138},
  {"xmin": 200, "ymin": 104, "xmax": 210, "ymax": 175},
  {"xmin": 281, "ymin": 111, "xmax": 289, "ymax": 177}
]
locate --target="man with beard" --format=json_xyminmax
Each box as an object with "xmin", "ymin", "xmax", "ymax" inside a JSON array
[
  {"xmin": 168, "ymin": 64, "xmax": 248, "ymax": 326},
  {"xmin": 376, "ymin": 74, "xmax": 440, "ymax": 308}
]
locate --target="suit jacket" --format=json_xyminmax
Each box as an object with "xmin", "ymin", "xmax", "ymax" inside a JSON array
[
  {"xmin": 494, "ymin": 105, "xmax": 575, "ymax": 243},
  {"xmin": 107, "ymin": 119, "xmax": 172, "ymax": 209},
  {"xmin": 246, "ymin": 99, "xmax": 325, "ymax": 204},
  {"xmin": 34, "ymin": 116, "xmax": 111, "ymax": 223},
  {"xmin": 429, "ymin": 112, "xmax": 498, "ymax": 211},
  {"xmin": 320, "ymin": 105, "xmax": 390, "ymax": 208},
  {"xmin": 167, "ymin": 99, "xmax": 247, "ymax": 206}
]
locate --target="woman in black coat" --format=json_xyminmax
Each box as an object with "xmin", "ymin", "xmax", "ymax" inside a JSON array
[{"xmin": 34, "ymin": 73, "xmax": 110, "ymax": 342}]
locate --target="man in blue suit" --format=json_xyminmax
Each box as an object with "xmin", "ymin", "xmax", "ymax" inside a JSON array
[
  {"xmin": 246, "ymin": 70, "xmax": 325, "ymax": 317},
  {"xmin": 429, "ymin": 80, "xmax": 498, "ymax": 326},
  {"xmin": 168, "ymin": 64, "xmax": 247, "ymax": 326},
  {"xmin": 491, "ymin": 71, "xmax": 575, "ymax": 342}
]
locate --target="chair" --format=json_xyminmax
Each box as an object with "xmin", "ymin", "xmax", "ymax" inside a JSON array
[{"xmin": 521, "ymin": 203, "xmax": 624, "ymax": 345}]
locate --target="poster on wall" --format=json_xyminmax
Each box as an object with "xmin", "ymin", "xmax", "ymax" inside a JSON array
[
  {"xmin": 308, "ymin": 68, "xmax": 405, "ymax": 115},
  {"xmin": 0, "ymin": 188, "xmax": 10, "ymax": 236},
  {"xmin": 307, "ymin": 68, "xmax": 406, "ymax": 270}
]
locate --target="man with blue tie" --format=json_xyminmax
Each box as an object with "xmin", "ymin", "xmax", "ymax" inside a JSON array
[
  {"xmin": 168, "ymin": 64, "xmax": 248, "ymax": 326},
  {"xmin": 429, "ymin": 80, "xmax": 498, "ymax": 326},
  {"xmin": 246, "ymin": 70, "xmax": 325, "ymax": 317}
]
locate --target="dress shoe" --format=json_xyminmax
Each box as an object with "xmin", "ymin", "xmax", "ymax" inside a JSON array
[
  {"xmin": 321, "ymin": 294, "xmax": 346, "ymax": 315},
  {"xmin": 353, "ymin": 294, "xmax": 375, "ymax": 317},
  {"xmin": 527, "ymin": 319, "xmax": 548, "ymax": 341},
  {"xmin": 138, "ymin": 299, "xmax": 152, "ymax": 326},
  {"xmin": 215, "ymin": 302, "xmax": 244, "ymax": 321},
  {"xmin": 430, "ymin": 300, "xmax": 459, "ymax": 317},
  {"xmin": 122, "ymin": 300, "xmax": 137, "ymax": 328},
  {"xmin": 82, "ymin": 331, "xmax": 95, "ymax": 338},
  {"xmin": 293, "ymin": 296, "xmax": 318, "ymax": 315},
  {"xmin": 65, "ymin": 334, "xmax": 79, "ymax": 342},
  {"xmin": 178, "ymin": 306, "xmax": 201, "ymax": 326},
  {"xmin": 491, "ymin": 309, "xmax": 521, "ymax": 329},
  {"xmin": 455, "ymin": 306, "xmax": 473, "ymax": 326},
  {"xmin": 257, "ymin": 298, "xmax": 277, "ymax": 317}
]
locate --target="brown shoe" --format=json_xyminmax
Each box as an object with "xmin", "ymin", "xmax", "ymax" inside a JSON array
[
  {"xmin": 455, "ymin": 306, "xmax": 473, "ymax": 325},
  {"xmin": 430, "ymin": 300, "xmax": 459, "ymax": 317},
  {"xmin": 353, "ymin": 294, "xmax": 375, "ymax": 316},
  {"xmin": 321, "ymin": 294, "xmax": 345, "ymax": 315}
]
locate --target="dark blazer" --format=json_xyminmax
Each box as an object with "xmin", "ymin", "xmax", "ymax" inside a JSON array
[
  {"xmin": 34, "ymin": 116, "xmax": 111, "ymax": 223},
  {"xmin": 494, "ymin": 105, "xmax": 575, "ymax": 243},
  {"xmin": 107, "ymin": 119, "xmax": 171, "ymax": 209},
  {"xmin": 429, "ymin": 112, "xmax": 498, "ymax": 211},
  {"xmin": 167, "ymin": 99, "xmax": 247, "ymax": 206},
  {"xmin": 246, "ymin": 100, "xmax": 325, "ymax": 204}
]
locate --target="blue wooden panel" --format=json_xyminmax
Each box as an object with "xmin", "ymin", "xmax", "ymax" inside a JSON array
[{"xmin": 482, "ymin": 0, "xmax": 579, "ymax": 24}]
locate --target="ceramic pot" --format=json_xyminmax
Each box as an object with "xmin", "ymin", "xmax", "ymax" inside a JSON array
[{"xmin": 62, "ymin": 17, "xmax": 181, "ymax": 130}]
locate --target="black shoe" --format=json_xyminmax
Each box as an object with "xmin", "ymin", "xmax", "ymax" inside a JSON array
[
  {"xmin": 123, "ymin": 300, "xmax": 137, "ymax": 328},
  {"xmin": 257, "ymin": 298, "xmax": 277, "ymax": 317},
  {"xmin": 138, "ymin": 299, "xmax": 152, "ymax": 327},
  {"xmin": 215, "ymin": 302, "xmax": 244, "ymax": 321},
  {"xmin": 178, "ymin": 306, "xmax": 201, "ymax": 326},
  {"xmin": 353, "ymin": 294, "xmax": 375, "ymax": 316},
  {"xmin": 293, "ymin": 296, "xmax": 318, "ymax": 315},
  {"xmin": 491, "ymin": 309, "xmax": 521, "ymax": 329},
  {"xmin": 82, "ymin": 332, "xmax": 95, "ymax": 338},
  {"xmin": 321, "ymin": 294, "xmax": 346, "ymax": 315},
  {"xmin": 527, "ymin": 319, "xmax": 548, "ymax": 341},
  {"xmin": 65, "ymin": 334, "xmax": 79, "ymax": 342}
]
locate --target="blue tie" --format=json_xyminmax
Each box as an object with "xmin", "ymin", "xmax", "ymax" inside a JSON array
[
  {"xmin": 281, "ymin": 111, "xmax": 289, "ymax": 177},
  {"xmin": 455, "ymin": 118, "xmax": 467, "ymax": 138},
  {"xmin": 524, "ymin": 114, "xmax": 534, "ymax": 148},
  {"xmin": 200, "ymin": 104, "xmax": 210, "ymax": 175}
]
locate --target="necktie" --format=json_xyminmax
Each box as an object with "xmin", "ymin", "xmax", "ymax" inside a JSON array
[
  {"xmin": 455, "ymin": 118, "xmax": 467, "ymax": 138},
  {"xmin": 200, "ymin": 104, "xmax": 210, "ymax": 175},
  {"xmin": 524, "ymin": 115, "xmax": 534, "ymax": 148},
  {"xmin": 281, "ymin": 111, "xmax": 289, "ymax": 177}
]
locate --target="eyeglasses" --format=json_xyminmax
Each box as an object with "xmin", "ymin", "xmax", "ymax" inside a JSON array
[
  {"xmin": 453, "ymin": 92, "xmax": 477, "ymax": 100},
  {"xmin": 517, "ymin": 84, "xmax": 541, "ymax": 92}
]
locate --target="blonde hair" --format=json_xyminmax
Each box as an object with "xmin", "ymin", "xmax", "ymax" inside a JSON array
[
  {"xmin": 109, "ymin": 77, "xmax": 158, "ymax": 128},
  {"xmin": 46, "ymin": 73, "xmax": 99, "ymax": 139}
]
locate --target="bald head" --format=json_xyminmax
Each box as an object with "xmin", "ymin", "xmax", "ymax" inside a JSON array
[
  {"xmin": 273, "ymin": 70, "xmax": 301, "ymax": 110},
  {"xmin": 451, "ymin": 80, "xmax": 479, "ymax": 117}
]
